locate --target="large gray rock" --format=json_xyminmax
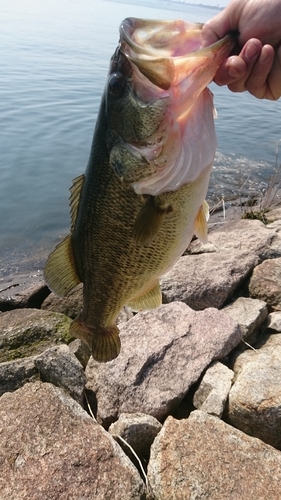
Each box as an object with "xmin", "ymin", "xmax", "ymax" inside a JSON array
[
  {"xmin": 267, "ymin": 207, "xmax": 281, "ymax": 222},
  {"xmin": 0, "ymin": 308, "xmax": 72, "ymax": 362},
  {"xmin": 0, "ymin": 278, "xmax": 49, "ymax": 312},
  {"xmin": 147, "ymin": 411, "xmax": 281, "ymax": 500},
  {"xmin": 0, "ymin": 356, "xmax": 38, "ymax": 396},
  {"xmin": 34, "ymin": 345, "xmax": 86, "ymax": 405},
  {"xmin": 249, "ymin": 258, "xmax": 281, "ymax": 309},
  {"xmin": 0, "ymin": 382, "xmax": 145, "ymax": 500},
  {"xmin": 223, "ymin": 217, "xmax": 279, "ymax": 256},
  {"xmin": 41, "ymin": 283, "xmax": 83, "ymax": 318},
  {"xmin": 193, "ymin": 361, "xmax": 233, "ymax": 418},
  {"xmin": 86, "ymin": 302, "xmax": 242, "ymax": 426},
  {"xmin": 227, "ymin": 333, "xmax": 281, "ymax": 449},
  {"xmin": 108, "ymin": 413, "xmax": 162, "ymax": 461},
  {"xmin": 68, "ymin": 338, "xmax": 91, "ymax": 368},
  {"xmin": 160, "ymin": 251, "xmax": 257, "ymax": 310},
  {"xmin": 264, "ymin": 311, "xmax": 281, "ymax": 332},
  {"xmin": 223, "ymin": 297, "xmax": 268, "ymax": 343},
  {"xmin": 204, "ymin": 218, "xmax": 278, "ymax": 260},
  {"xmin": 266, "ymin": 208, "xmax": 281, "ymax": 257},
  {"xmin": 161, "ymin": 218, "xmax": 278, "ymax": 310}
]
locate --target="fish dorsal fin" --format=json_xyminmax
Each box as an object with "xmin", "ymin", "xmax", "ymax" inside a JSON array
[
  {"xmin": 127, "ymin": 282, "xmax": 162, "ymax": 311},
  {"xmin": 69, "ymin": 174, "xmax": 85, "ymax": 231},
  {"xmin": 44, "ymin": 234, "xmax": 81, "ymax": 297},
  {"xmin": 194, "ymin": 200, "xmax": 209, "ymax": 244},
  {"xmin": 133, "ymin": 195, "xmax": 172, "ymax": 246}
]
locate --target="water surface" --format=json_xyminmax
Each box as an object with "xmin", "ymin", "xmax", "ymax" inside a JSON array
[{"xmin": 1, "ymin": 0, "xmax": 280, "ymax": 284}]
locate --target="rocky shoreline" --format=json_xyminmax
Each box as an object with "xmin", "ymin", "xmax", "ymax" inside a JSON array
[{"xmin": 1, "ymin": 207, "xmax": 281, "ymax": 499}]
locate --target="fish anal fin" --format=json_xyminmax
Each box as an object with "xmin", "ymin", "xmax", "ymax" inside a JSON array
[
  {"xmin": 128, "ymin": 282, "xmax": 162, "ymax": 311},
  {"xmin": 194, "ymin": 200, "xmax": 209, "ymax": 244},
  {"xmin": 69, "ymin": 174, "xmax": 85, "ymax": 231},
  {"xmin": 133, "ymin": 196, "xmax": 172, "ymax": 246},
  {"xmin": 44, "ymin": 234, "xmax": 81, "ymax": 297},
  {"xmin": 70, "ymin": 318, "xmax": 120, "ymax": 362}
]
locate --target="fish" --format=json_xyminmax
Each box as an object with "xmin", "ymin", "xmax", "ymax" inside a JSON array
[{"xmin": 44, "ymin": 18, "xmax": 235, "ymax": 362}]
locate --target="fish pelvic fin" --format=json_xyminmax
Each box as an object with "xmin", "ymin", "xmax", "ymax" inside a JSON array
[
  {"xmin": 194, "ymin": 200, "xmax": 209, "ymax": 244},
  {"xmin": 128, "ymin": 282, "xmax": 162, "ymax": 311},
  {"xmin": 44, "ymin": 234, "xmax": 81, "ymax": 297},
  {"xmin": 70, "ymin": 318, "xmax": 121, "ymax": 362},
  {"xmin": 133, "ymin": 195, "xmax": 173, "ymax": 246}
]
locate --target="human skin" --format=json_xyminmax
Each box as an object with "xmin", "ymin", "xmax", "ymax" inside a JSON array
[{"xmin": 202, "ymin": 0, "xmax": 281, "ymax": 100}]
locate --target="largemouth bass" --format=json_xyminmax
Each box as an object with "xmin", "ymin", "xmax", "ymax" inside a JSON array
[{"xmin": 44, "ymin": 18, "xmax": 235, "ymax": 362}]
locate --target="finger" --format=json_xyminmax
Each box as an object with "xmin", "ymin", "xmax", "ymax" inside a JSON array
[
  {"xmin": 227, "ymin": 39, "xmax": 262, "ymax": 93},
  {"xmin": 201, "ymin": 13, "xmax": 231, "ymax": 47},
  {"xmin": 214, "ymin": 56, "xmax": 247, "ymax": 86},
  {"xmin": 202, "ymin": 0, "xmax": 244, "ymax": 48},
  {"xmin": 245, "ymin": 45, "xmax": 275, "ymax": 98},
  {"xmin": 265, "ymin": 45, "xmax": 281, "ymax": 100},
  {"xmin": 202, "ymin": 14, "xmax": 227, "ymax": 47},
  {"xmin": 214, "ymin": 39, "xmax": 261, "ymax": 88}
]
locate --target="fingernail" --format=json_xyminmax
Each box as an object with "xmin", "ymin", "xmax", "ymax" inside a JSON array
[
  {"xmin": 228, "ymin": 66, "xmax": 241, "ymax": 78},
  {"xmin": 244, "ymin": 40, "xmax": 259, "ymax": 61},
  {"xmin": 260, "ymin": 47, "xmax": 270, "ymax": 63},
  {"xmin": 227, "ymin": 56, "xmax": 242, "ymax": 79}
]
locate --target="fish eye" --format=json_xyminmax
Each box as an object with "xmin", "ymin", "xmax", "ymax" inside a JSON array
[{"xmin": 108, "ymin": 72, "xmax": 126, "ymax": 95}]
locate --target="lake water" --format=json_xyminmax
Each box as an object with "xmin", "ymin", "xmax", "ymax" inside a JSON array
[{"xmin": 1, "ymin": 0, "xmax": 280, "ymax": 285}]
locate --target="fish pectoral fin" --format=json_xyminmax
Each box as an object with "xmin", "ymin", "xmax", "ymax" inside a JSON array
[
  {"xmin": 70, "ymin": 318, "xmax": 120, "ymax": 362},
  {"xmin": 133, "ymin": 195, "xmax": 172, "ymax": 246},
  {"xmin": 44, "ymin": 234, "xmax": 81, "ymax": 297},
  {"xmin": 194, "ymin": 200, "xmax": 209, "ymax": 244},
  {"xmin": 127, "ymin": 282, "xmax": 162, "ymax": 311}
]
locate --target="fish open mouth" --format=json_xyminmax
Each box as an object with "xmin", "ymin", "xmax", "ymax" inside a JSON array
[{"xmin": 119, "ymin": 17, "xmax": 235, "ymax": 92}]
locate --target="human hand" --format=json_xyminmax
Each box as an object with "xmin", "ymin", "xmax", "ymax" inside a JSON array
[{"xmin": 202, "ymin": 0, "xmax": 281, "ymax": 100}]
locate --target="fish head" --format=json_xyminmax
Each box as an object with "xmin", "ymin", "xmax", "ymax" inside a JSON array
[
  {"xmin": 105, "ymin": 41, "xmax": 171, "ymax": 168},
  {"xmin": 106, "ymin": 18, "xmax": 236, "ymax": 192}
]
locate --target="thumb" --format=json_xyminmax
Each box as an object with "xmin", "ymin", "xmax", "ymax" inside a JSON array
[
  {"xmin": 202, "ymin": 1, "xmax": 244, "ymax": 48},
  {"xmin": 202, "ymin": 11, "xmax": 232, "ymax": 47}
]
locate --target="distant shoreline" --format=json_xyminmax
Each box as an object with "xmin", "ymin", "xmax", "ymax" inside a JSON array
[
  {"xmin": 166, "ymin": 2, "xmax": 223, "ymax": 10},
  {"xmin": 110, "ymin": 0, "xmax": 223, "ymax": 12}
]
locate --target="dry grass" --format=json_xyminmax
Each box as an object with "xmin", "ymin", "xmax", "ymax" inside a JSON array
[
  {"xmin": 241, "ymin": 139, "xmax": 281, "ymax": 223},
  {"xmin": 209, "ymin": 140, "xmax": 281, "ymax": 226}
]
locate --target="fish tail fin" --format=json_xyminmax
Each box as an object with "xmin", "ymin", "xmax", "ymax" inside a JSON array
[{"xmin": 70, "ymin": 318, "xmax": 121, "ymax": 363}]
